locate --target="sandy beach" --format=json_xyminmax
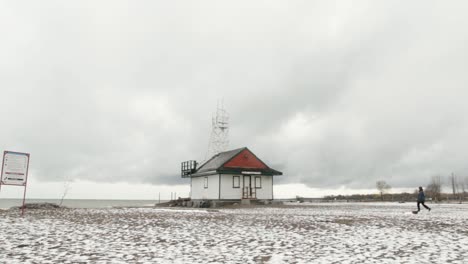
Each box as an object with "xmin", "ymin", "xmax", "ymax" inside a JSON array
[{"xmin": 1, "ymin": 202, "xmax": 467, "ymax": 263}]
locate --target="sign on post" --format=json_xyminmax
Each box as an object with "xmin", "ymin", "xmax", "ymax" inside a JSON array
[
  {"xmin": 1, "ymin": 151, "xmax": 30, "ymax": 216},
  {"xmin": 1, "ymin": 151, "xmax": 29, "ymax": 185}
]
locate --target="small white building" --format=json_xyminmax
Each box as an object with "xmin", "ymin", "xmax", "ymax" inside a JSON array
[{"xmin": 181, "ymin": 147, "xmax": 283, "ymax": 200}]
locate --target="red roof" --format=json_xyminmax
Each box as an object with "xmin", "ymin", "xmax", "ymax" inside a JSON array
[
  {"xmin": 223, "ymin": 148, "xmax": 268, "ymax": 169},
  {"xmin": 193, "ymin": 147, "xmax": 282, "ymax": 176}
]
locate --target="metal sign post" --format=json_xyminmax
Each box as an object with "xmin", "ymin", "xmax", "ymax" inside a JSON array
[{"xmin": 0, "ymin": 151, "xmax": 30, "ymax": 216}]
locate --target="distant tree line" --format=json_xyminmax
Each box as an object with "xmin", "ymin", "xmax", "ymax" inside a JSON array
[
  {"xmin": 424, "ymin": 174, "xmax": 468, "ymax": 202},
  {"xmin": 323, "ymin": 192, "xmax": 414, "ymax": 202},
  {"xmin": 321, "ymin": 175, "xmax": 468, "ymax": 203}
]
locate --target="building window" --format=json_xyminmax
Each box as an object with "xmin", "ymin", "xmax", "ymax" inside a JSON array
[
  {"xmin": 255, "ymin": 176, "xmax": 262, "ymax": 188},
  {"xmin": 204, "ymin": 177, "xmax": 208, "ymax": 189},
  {"xmin": 233, "ymin": 176, "xmax": 240, "ymax": 188}
]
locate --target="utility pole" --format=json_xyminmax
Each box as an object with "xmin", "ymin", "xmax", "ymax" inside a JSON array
[{"xmin": 451, "ymin": 173, "xmax": 456, "ymax": 199}]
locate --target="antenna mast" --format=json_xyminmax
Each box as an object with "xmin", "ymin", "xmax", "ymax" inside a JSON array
[{"xmin": 206, "ymin": 101, "xmax": 229, "ymax": 159}]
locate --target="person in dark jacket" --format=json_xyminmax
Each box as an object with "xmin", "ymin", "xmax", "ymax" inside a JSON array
[{"xmin": 417, "ymin": 186, "xmax": 431, "ymax": 212}]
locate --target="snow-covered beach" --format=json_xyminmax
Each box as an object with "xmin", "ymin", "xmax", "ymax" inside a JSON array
[{"xmin": 1, "ymin": 202, "xmax": 467, "ymax": 263}]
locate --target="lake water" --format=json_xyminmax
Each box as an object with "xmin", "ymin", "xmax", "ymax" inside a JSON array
[{"xmin": 0, "ymin": 199, "xmax": 168, "ymax": 209}]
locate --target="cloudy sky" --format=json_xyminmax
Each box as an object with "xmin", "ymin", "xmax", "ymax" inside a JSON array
[{"xmin": 1, "ymin": 1, "xmax": 467, "ymax": 199}]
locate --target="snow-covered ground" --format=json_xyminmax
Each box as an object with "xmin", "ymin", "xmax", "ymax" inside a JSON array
[{"xmin": 0, "ymin": 202, "xmax": 467, "ymax": 263}]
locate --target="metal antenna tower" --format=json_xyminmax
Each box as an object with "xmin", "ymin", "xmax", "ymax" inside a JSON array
[{"xmin": 205, "ymin": 102, "xmax": 229, "ymax": 160}]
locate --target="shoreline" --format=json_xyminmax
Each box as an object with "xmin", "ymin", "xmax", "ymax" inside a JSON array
[{"xmin": 1, "ymin": 203, "xmax": 467, "ymax": 263}]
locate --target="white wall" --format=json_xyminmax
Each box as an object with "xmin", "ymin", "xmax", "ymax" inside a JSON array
[
  {"xmin": 219, "ymin": 174, "xmax": 243, "ymax": 199},
  {"xmin": 219, "ymin": 174, "xmax": 273, "ymax": 200},
  {"xmin": 255, "ymin": 176, "xmax": 273, "ymax": 200},
  {"xmin": 191, "ymin": 175, "xmax": 219, "ymax": 200}
]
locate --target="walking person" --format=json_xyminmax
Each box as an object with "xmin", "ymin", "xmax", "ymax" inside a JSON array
[{"xmin": 417, "ymin": 186, "xmax": 431, "ymax": 212}]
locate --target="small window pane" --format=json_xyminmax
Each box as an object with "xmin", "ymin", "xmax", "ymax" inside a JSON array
[
  {"xmin": 233, "ymin": 176, "xmax": 240, "ymax": 188},
  {"xmin": 255, "ymin": 176, "xmax": 262, "ymax": 188},
  {"xmin": 204, "ymin": 177, "xmax": 208, "ymax": 188}
]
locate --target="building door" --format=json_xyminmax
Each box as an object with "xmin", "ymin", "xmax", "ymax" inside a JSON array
[
  {"xmin": 243, "ymin": 175, "xmax": 256, "ymax": 199},
  {"xmin": 243, "ymin": 175, "xmax": 251, "ymax": 198}
]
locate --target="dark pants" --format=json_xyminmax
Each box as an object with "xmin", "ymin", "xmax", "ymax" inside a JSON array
[{"xmin": 417, "ymin": 201, "xmax": 430, "ymax": 211}]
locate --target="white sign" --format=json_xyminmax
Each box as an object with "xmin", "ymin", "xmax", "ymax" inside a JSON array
[
  {"xmin": 1, "ymin": 151, "xmax": 30, "ymax": 186},
  {"xmin": 242, "ymin": 171, "xmax": 261, "ymax": 175}
]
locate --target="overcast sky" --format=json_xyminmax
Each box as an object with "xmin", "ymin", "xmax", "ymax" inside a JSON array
[{"xmin": 1, "ymin": 1, "xmax": 468, "ymax": 199}]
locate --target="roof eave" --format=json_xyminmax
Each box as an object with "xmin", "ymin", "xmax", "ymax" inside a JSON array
[
  {"xmin": 189, "ymin": 170, "xmax": 218, "ymax": 177},
  {"xmin": 217, "ymin": 167, "xmax": 283, "ymax": 176}
]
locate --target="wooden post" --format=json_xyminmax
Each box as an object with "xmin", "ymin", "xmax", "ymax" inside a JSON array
[
  {"xmin": 21, "ymin": 185, "xmax": 27, "ymax": 216},
  {"xmin": 0, "ymin": 152, "xmax": 4, "ymax": 192}
]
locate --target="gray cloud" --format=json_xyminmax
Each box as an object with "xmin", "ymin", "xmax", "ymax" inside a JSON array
[{"xmin": 1, "ymin": 1, "xmax": 468, "ymax": 189}]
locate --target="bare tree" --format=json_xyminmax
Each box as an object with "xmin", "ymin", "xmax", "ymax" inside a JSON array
[
  {"xmin": 376, "ymin": 181, "xmax": 391, "ymax": 201},
  {"xmin": 463, "ymin": 176, "xmax": 468, "ymax": 200},
  {"xmin": 59, "ymin": 176, "xmax": 72, "ymax": 207},
  {"xmin": 453, "ymin": 175, "xmax": 467, "ymax": 202},
  {"xmin": 426, "ymin": 175, "xmax": 442, "ymax": 202},
  {"xmin": 450, "ymin": 173, "xmax": 457, "ymax": 198},
  {"xmin": 461, "ymin": 177, "xmax": 466, "ymax": 194},
  {"xmin": 449, "ymin": 173, "xmax": 464, "ymax": 202}
]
